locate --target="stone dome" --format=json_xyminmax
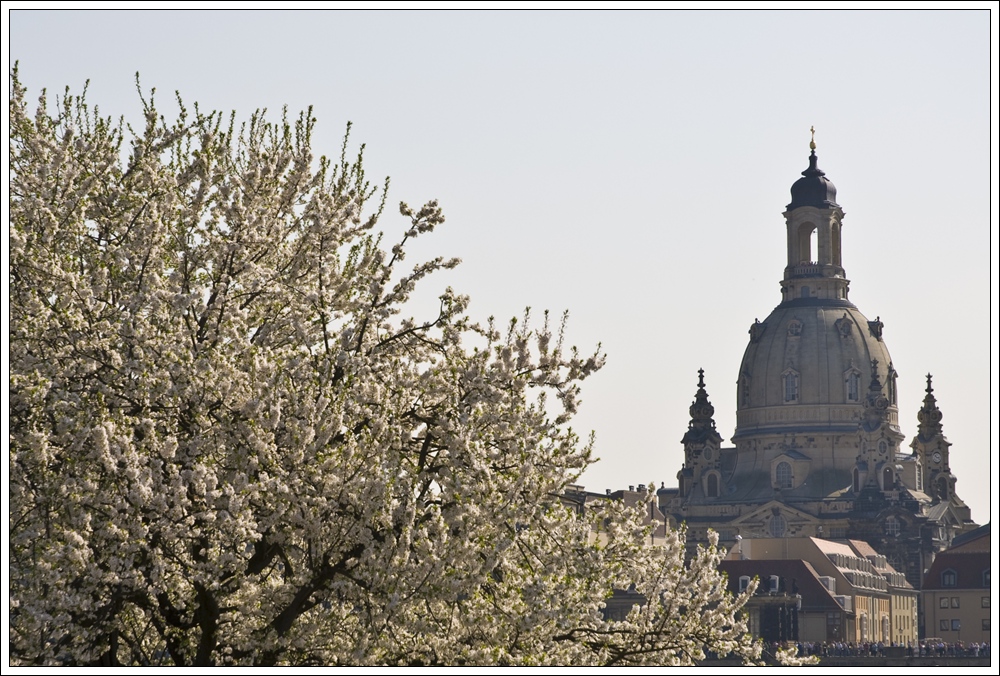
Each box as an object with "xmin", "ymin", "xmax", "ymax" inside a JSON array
[
  {"xmin": 734, "ymin": 303, "xmax": 897, "ymax": 442},
  {"xmin": 731, "ymin": 145, "xmax": 899, "ymax": 478}
]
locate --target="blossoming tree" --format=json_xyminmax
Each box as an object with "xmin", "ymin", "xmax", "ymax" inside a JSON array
[{"xmin": 9, "ymin": 70, "xmax": 763, "ymax": 666}]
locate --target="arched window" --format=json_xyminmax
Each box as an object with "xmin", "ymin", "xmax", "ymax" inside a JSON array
[
  {"xmin": 797, "ymin": 222, "xmax": 815, "ymax": 263},
  {"xmin": 881, "ymin": 615, "xmax": 890, "ymax": 642},
  {"xmin": 832, "ymin": 222, "xmax": 842, "ymax": 266},
  {"xmin": 706, "ymin": 473, "xmax": 719, "ymax": 498},
  {"xmin": 769, "ymin": 514, "xmax": 787, "ymax": 537},
  {"xmin": 885, "ymin": 516, "xmax": 900, "ymax": 537},
  {"xmin": 853, "ymin": 467, "xmax": 861, "ymax": 493},
  {"xmin": 739, "ymin": 575, "xmax": 751, "ymax": 592},
  {"xmin": 800, "ymin": 285, "xmax": 810, "ymax": 298},
  {"xmin": 942, "ymin": 569, "xmax": 957, "ymax": 587},
  {"xmin": 783, "ymin": 370, "xmax": 799, "ymax": 403},
  {"xmin": 859, "ymin": 614, "xmax": 868, "ymax": 642},
  {"xmin": 775, "ymin": 462, "xmax": 793, "ymax": 489}
]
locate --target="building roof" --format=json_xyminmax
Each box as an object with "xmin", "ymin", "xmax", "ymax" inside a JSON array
[
  {"xmin": 950, "ymin": 521, "xmax": 990, "ymax": 552},
  {"xmin": 719, "ymin": 559, "xmax": 846, "ymax": 613},
  {"xmin": 810, "ymin": 537, "xmax": 858, "ymax": 558},
  {"xmin": 923, "ymin": 551, "xmax": 990, "ymax": 590},
  {"xmin": 922, "ymin": 522, "xmax": 990, "ymax": 590},
  {"xmin": 845, "ymin": 539, "xmax": 913, "ymax": 589},
  {"xmin": 787, "ymin": 150, "xmax": 839, "ymax": 210}
]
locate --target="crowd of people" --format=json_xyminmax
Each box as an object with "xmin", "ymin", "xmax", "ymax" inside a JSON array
[{"xmin": 779, "ymin": 640, "xmax": 991, "ymax": 659}]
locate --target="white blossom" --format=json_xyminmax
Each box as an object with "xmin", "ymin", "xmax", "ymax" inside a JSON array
[{"xmin": 9, "ymin": 68, "xmax": 766, "ymax": 667}]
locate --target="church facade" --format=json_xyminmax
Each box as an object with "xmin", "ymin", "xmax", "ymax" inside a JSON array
[{"xmin": 658, "ymin": 139, "xmax": 977, "ymax": 594}]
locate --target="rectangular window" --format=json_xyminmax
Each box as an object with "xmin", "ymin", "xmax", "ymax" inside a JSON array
[
  {"xmin": 951, "ymin": 619, "xmax": 961, "ymax": 631},
  {"xmin": 940, "ymin": 597, "xmax": 950, "ymax": 608},
  {"xmin": 984, "ymin": 619, "xmax": 991, "ymax": 631},
  {"xmin": 940, "ymin": 619, "xmax": 950, "ymax": 632},
  {"xmin": 847, "ymin": 372, "xmax": 860, "ymax": 401},
  {"xmin": 784, "ymin": 373, "xmax": 798, "ymax": 402},
  {"xmin": 951, "ymin": 597, "xmax": 959, "ymax": 608},
  {"xmin": 983, "ymin": 596, "xmax": 990, "ymax": 608}
]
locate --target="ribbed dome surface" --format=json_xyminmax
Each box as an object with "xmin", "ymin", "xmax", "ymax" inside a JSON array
[{"xmin": 734, "ymin": 303, "xmax": 894, "ymax": 439}]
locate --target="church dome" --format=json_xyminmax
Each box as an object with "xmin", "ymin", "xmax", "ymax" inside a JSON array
[
  {"xmin": 735, "ymin": 141, "xmax": 898, "ymax": 452},
  {"xmin": 734, "ymin": 304, "xmax": 896, "ymax": 441},
  {"xmin": 787, "ymin": 150, "xmax": 838, "ymax": 210}
]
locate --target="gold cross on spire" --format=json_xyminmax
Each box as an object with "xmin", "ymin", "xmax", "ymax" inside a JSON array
[{"xmin": 809, "ymin": 126, "xmax": 816, "ymax": 151}]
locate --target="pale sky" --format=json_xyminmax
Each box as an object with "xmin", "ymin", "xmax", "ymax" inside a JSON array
[{"xmin": 7, "ymin": 6, "xmax": 997, "ymax": 526}]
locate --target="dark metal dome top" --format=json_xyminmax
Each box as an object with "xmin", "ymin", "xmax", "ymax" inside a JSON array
[{"xmin": 787, "ymin": 150, "xmax": 839, "ymax": 210}]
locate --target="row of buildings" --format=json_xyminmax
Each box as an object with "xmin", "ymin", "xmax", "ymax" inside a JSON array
[
  {"xmin": 570, "ymin": 139, "xmax": 989, "ymax": 646},
  {"xmin": 717, "ymin": 525, "xmax": 990, "ymax": 646}
]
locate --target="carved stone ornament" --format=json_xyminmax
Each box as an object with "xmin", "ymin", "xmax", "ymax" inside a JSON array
[
  {"xmin": 749, "ymin": 319, "xmax": 767, "ymax": 343},
  {"xmin": 787, "ymin": 319, "xmax": 803, "ymax": 337},
  {"xmin": 835, "ymin": 313, "xmax": 853, "ymax": 337}
]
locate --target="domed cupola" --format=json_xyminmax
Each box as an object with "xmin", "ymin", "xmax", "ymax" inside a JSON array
[
  {"xmin": 732, "ymin": 133, "xmax": 898, "ymax": 481},
  {"xmin": 788, "ymin": 134, "xmax": 839, "ymax": 210},
  {"xmin": 778, "ymin": 129, "xmax": 849, "ymax": 306}
]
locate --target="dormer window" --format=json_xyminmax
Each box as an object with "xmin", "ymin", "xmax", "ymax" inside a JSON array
[
  {"xmin": 942, "ymin": 569, "xmax": 957, "ymax": 587},
  {"xmin": 775, "ymin": 462, "xmax": 793, "ymax": 489}
]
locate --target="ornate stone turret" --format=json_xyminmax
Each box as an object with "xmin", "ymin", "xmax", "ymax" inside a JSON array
[
  {"xmin": 682, "ymin": 368, "xmax": 722, "ymax": 446},
  {"xmin": 909, "ymin": 374, "xmax": 964, "ymax": 513},
  {"xmin": 860, "ymin": 358, "xmax": 890, "ymax": 431},
  {"xmin": 854, "ymin": 359, "xmax": 904, "ymax": 494},
  {"xmin": 677, "ymin": 370, "xmax": 723, "ymax": 500},
  {"xmin": 916, "ymin": 373, "xmax": 944, "ymax": 440}
]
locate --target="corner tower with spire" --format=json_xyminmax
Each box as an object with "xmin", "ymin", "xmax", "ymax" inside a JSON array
[
  {"xmin": 910, "ymin": 375, "xmax": 968, "ymax": 518},
  {"xmin": 675, "ymin": 369, "xmax": 724, "ymax": 503}
]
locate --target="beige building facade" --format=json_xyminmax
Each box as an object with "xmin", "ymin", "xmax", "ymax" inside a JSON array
[
  {"xmin": 725, "ymin": 536, "xmax": 917, "ymax": 646},
  {"xmin": 921, "ymin": 524, "xmax": 991, "ymax": 644}
]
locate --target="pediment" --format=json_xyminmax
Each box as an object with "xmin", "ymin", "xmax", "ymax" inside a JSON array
[
  {"xmin": 777, "ymin": 449, "xmax": 811, "ymax": 462},
  {"xmin": 730, "ymin": 500, "xmax": 817, "ymax": 526}
]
